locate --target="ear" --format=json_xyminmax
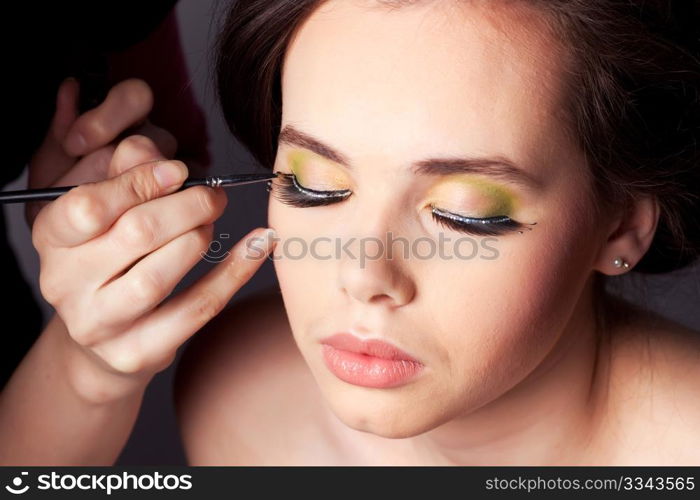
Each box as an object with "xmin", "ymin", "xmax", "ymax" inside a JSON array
[{"xmin": 593, "ymin": 195, "xmax": 660, "ymax": 275}]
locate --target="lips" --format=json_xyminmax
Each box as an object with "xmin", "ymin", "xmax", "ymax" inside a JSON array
[
  {"xmin": 319, "ymin": 333, "xmax": 424, "ymax": 388},
  {"xmin": 321, "ymin": 333, "xmax": 420, "ymax": 361}
]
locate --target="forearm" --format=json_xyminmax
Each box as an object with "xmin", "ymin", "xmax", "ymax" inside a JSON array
[{"xmin": 0, "ymin": 313, "xmax": 146, "ymax": 465}]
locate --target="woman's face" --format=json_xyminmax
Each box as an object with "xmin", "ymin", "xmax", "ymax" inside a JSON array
[{"xmin": 268, "ymin": 0, "xmax": 603, "ymax": 438}]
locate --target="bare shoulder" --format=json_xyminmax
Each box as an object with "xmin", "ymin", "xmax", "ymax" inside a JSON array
[
  {"xmin": 599, "ymin": 297, "xmax": 700, "ymax": 464},
  {"xmin": 174, "ymin": 286, "xmax": 327, "ymax": 465}
]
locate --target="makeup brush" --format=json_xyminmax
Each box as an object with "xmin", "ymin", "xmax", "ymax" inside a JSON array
[{"xmin": 0, "ymin": 172, "xmax": 280, "ymax": 204}]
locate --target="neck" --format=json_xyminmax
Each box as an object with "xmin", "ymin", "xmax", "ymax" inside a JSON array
[{"xmin": 416, "ymin": 277, "xmax": 612, "ymax": 465}]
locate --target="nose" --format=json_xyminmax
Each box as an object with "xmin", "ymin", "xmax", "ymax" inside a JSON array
[{"xmin": 337, "ymin": 230, "xmax": 416, "ymax": 308}]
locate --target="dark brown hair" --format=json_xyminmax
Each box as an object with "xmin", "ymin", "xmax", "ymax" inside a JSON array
[{"xmin": 215, "ymin": 0, "xmax": 700, "ymax": 274}]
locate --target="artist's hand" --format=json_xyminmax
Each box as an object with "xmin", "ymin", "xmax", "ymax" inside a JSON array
[
  {"xmin": 25, "ymin": 77, "xmax": 178, "ymax": 228},
  {"xmin": 30, "ymin": 139, "xmax": 276, "ymax": 404}
]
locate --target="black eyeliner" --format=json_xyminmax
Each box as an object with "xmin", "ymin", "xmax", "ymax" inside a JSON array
[
  {"xmin": 269, "ymin": 172, "xmax": 351, "ymax": 207},
  {"xmin": 430, "ymin": 206, "xmax": 524, "ymax": 236},
  {"xmin": 269, "ymin": 172, "xmax": 536, "ymax": 235}
]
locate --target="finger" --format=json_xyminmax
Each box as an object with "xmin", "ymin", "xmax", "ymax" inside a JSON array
[
  {"xmin": 63, "ymin": 78, "xmax": 153, "ymax": 157},
  {"xmin": 49, "ymin": 78, "xmax": 81, "ymax": 147},
  {"xmin": 55, "ymin": 145, "xmax": 116, "ymax": 185},
  {"xmin": 118, "ymin": 227, "xmax": 276, "ymax": 368},
  {"xmin": 128, "ymin": 121, "xmax": 178, "ymax": 160},
  {"xmin": 81, "ymin": 224, "xmax": 214, "ymax": 346},
  {"xmin": 32, "ymin": 160, "xmax": 188, "ymax": 249},
  {"xmin": 26, "ymin": 145, "xmax": 115, "ymax": 229},
  {"xmin": 29, "ymin": 127, "xmax": 166, "ymax": 230},
  {"xmin": 88, "ymin": 184, "xmax": 227, "ymax": 282},
  {"xmin": 28, "ymin": 78, "xmax": 81, "ymax": 189},
  {"xmin": 108, "ymin": 134, "xmax": 167, "ymax": 178},
  {"xmin": 176, "ymin": 156, "xmax": 208, "ymax": 179}
]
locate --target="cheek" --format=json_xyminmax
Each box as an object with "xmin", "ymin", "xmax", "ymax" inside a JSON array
[
  {"xmin": 268, "ymin": 201, "xmax": 330, "ymax": 340},
  {"xmin": 419, "ymin": 209, "xmax": 597, "ymax": 399}
]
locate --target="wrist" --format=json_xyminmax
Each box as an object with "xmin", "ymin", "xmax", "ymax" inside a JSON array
[{"xmin": 46, "ymin": 314, "xmax": 151, "ymax": 406}]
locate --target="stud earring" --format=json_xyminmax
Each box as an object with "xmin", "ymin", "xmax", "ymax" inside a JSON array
[
  {"xmin": 613, "ymin": 257, "xmax": 630, "ymax": 270},
  {"xmin": 265, "ymin": 180, "xmax": 272, "ymax": 192}
]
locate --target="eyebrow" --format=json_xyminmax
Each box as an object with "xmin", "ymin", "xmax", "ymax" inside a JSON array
[{"xmin": 278, "ymin": 124, "xmax": 542, "ymax": 189}]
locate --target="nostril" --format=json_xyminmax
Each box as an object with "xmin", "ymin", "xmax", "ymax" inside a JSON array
[{"xmin": 369, "ymin": 293, "xmax": 395, "ymax": 305}]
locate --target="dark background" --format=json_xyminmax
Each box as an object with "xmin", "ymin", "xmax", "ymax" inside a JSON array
[{"xmin": 2, "ymin": 0, "xmax": 698, "ymax": 465}]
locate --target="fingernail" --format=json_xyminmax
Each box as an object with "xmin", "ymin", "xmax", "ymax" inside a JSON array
[{"xmin": 154, "ymin": 162, "xmax": 187, "ymax": 188}]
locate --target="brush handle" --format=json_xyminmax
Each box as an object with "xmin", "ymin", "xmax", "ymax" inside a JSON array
[{"xmin": 0, "ymin": 173, "xmax": 276, "ymax": 204}]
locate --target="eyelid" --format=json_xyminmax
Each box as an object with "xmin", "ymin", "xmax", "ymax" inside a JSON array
[
  {"xmin": 269, "ymin": 172, "xmax": 351, "ymax": 208},
  {"xmin": 272, "ymin": 172, "xmax": 536, "ymax": 235},
  {"xmin": 290, "ymin": 172, "xmax": 351, "ymax": 197},
  {"xmin": 430, "ymin": 205, "xmax": 511, "ymax": 224},
  {"xmin": 425, "ymin": 178, "xmax": 520, "ymax": 219},
  {"xmin": 430, "ymin": 205, "xmax": 525, "ymax": 236},
  {"xmin": 286, "ymin": 150, "xmax": 352, "ymax": 189}
]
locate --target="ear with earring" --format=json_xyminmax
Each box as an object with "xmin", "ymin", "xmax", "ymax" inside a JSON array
[{"xmin": 613, "ymin": 257, "xmax": 631, "ymax": 271}]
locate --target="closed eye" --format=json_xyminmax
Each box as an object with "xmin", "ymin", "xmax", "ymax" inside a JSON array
[
  {"xmin": 270, "ymin": 172, "xmax": 351, "ymax": 207},
  {"xmin": 430, "ymin": 205, "xmax": 528, "ymax": 236},
  {"xmin": 270, "ymin": 172, "xmax": 535, "ymax": 235}
]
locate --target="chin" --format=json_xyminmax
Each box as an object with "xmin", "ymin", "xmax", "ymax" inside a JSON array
[{"xmin": 321, "ymin": 383, "xmax": 451, "ymax": 439}]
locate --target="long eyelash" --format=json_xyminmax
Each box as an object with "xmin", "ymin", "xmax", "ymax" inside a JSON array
[
  {"xmin": 268, "ymin": 172, "xmax": 351, "ymax": 207},
  {"xmin": 268, "ymin": 174, "xmax": 536, "ymax": 235},
  {"xmin": 430, "ymin": 205, "xmax": 536, "ymax": 236}
]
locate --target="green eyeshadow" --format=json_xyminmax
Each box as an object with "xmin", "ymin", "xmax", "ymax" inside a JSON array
[
  {"xmin": 286, "ymin": 148, "xmax": 518, "ymax": 217},
  {"xmin": 288, "ymin": 150, "xmax": 311, "ymax": 184},
  {"xmin": 430, "ymin": 177, "xmax": 518, "ymax": 217},
  {"xmin": 286, "ymin": 149, "xmax": 349, "ymax": 189}
]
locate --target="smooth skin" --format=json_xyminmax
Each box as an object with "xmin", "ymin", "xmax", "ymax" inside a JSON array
[
  {"xmin": 176, "ymin": 0, "xmax": 700, "ymax": 465},
  {"xmin": 0, "ymin": 78, "xmax": 275, "ymax": 465}
]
